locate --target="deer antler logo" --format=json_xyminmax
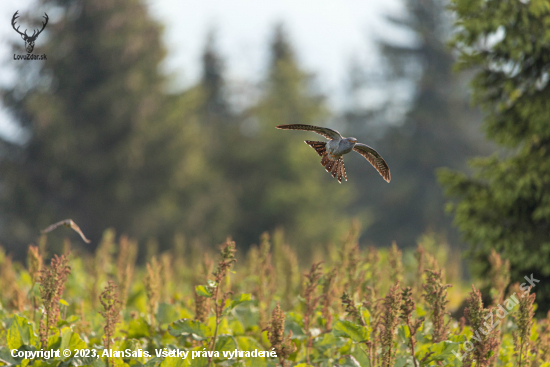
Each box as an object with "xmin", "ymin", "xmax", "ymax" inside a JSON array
[{"xmin": 12, "ymin": 10, "xmax": 48, "ymax": 54}]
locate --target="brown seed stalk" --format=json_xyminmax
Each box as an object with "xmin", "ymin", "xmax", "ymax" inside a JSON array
[
  {"xmin": 100, "ymin": 281, "xmax": 121, "ymax": 367},
  {"xmin": 38, "ymin": 254, "xmax": 71, "ymax": 349},
  {"xmin": 266, "ymin": 302, "xmax": 296, "ymax": 367}
]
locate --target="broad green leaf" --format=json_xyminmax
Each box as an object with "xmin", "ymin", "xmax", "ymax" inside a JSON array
[
  {"xmin": 59, "ymin": 328, "xmax": 86, "ymax": 353},
  {"xmin": 144, "ymin": 357, "xmax": 164, "ymax": 367},
  {"xmin": 236, "ymin": 336, "xmax": 267, "ymax": 367},
  {"xmin": 398, "ymin": 325, "xmax": 411, "ymax": 342},
  {"xmin": 236, "ymin": 336, "xmax": 262, "ymax": 350},
  {"xmin": 420, "ymin": 341, "xmax": 460, "ymax": 365},
  {"xmin": 350, "ymin": 344, "xmax": 370, "ymax": 366},
  {"xmin": 57, "ymin": 315, "xmax": 80, "ymax": 328},
  {"xmin": 314, "ymin": 332, "xmax": 344, "ymax": 354},
  {"xmin": 47, "ymin": 333, "xmax": 61, "ymax": 350},
  {"xmin": 222, "ymin": 293, "xmax": 254, "ymax": 317},
  {"xmin": 157, "ymin": 303, "xmax": 181, "ymax": 326},
  {"xmin": 181, "ymin": 347, "xmax": 208, "ymax": 367},
  {"xmin": 195, "ymin": 285, "xmax": 212, "ymax": 298},
  {"xmin": 333, "ymin": 320, "xmax": 370, "ymax": 343},
  {"xmin": 66, "ymin": 315, "xmax": 79, "ymax": 324},
  {"xmin": 227, "ymin": 319, "xmax": 245, "ymax": 335},
  {"xmin": 215, "ymin": 335, "xmax": 237, "ymax": 352},
  {"xmin": 7, "ymin": 315, "xmax": 35, "ymax": 349},
  {"xmin": 234, "ymin": 305, "xmax": 259, "ymax": 331},
  {"xmin": 168, "ymin": 319, "xmax": 211, "ymax": 341},
  {"xmin": 128, "ymin": 317, "xmax": 150, "ymax": 338},
  {"xmin": 0, "ymin": 346, "xmax": 19, "ymax": 366},
  {"xmin": 395, "ymin": 356, "xmax": 415, "ymax": 367},
  {"xmin": 285, "ymin": 319, "xmax": 306, "ymax": 340},
  {"xmin": 228, "ymin": 293, "xmax": 253, "ymax": 310},
  {"xmin": 160, "ymin": 356, "xmax": 186, "ymax": 367}
]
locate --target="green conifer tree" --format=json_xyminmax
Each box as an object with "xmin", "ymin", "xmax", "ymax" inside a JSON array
[
  {"xmin": 201, "ymin": 30, "xmax": 229, "ymax": 121},
  {"xmin": 154, "ymin": 31, "xmax": 239, "ymax": 246},
  {"xmin": 439, "ymin": 0, "xmax": 550, "ymax": 314},
  {"xmin": 0, "ymin": 0, "xmax": 178, "ymax": 251}
]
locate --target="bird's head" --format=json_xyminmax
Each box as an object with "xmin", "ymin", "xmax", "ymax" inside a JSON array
[{"xmin": 347, "ymin": 137, "xmax": 358, "ymax": 145}]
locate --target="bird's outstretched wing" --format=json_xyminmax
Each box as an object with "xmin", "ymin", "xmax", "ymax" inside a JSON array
[
  {"xmin": 353, "ymin": 143, "xmax": 391, "ymax": 183},
  {"xmin": 276, "ymin": 124, "xmax": 342, "ymax": 140},
  {"xmin": 41, "ymin": 219, "xmax": 91, "ymax": 243}
]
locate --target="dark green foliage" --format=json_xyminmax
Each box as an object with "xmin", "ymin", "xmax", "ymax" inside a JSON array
[
  {"xmin": 438, "ymin": 0, "xmax": 550, "ymax": 314},
  {"xmin": 201, "ymin": 30, "xmax": 230, "ymax": 120},
  {"xmin": 153, "ymin": 33, "xmax": 239, "ymax": 247}
]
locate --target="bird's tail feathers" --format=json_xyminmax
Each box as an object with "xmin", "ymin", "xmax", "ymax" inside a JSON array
[
  {"xmin": 305, "ymin": 140, "xmax": 327, "ymax": 157},
  {"xmin": 338, "ymin": 158, "xmax": 347, "ymax": 183},
  {"xmin": 305, "ymin": 140, "xmax": 347, "ymax": 183},
  {"xmin": 321, "ymin": 155, "xmax": 347, "ymax": 184}
]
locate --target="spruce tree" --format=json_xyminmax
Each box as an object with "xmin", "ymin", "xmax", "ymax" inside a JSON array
[
  {"xmin": 439, "ymin": 0, "xmax": 550, "ymax": 313},
  {"xmin": 200, "ymin": 30, "xmax": 229, "ymax": 120},
  {"xmin": 155, "ymin": 31, "xmax": 239, "ymax": 246},
  {"xmin": 0, "ymin": 0, "xmax": 177, "ymax": 251}
]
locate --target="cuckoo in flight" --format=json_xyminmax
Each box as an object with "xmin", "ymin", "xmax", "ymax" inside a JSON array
[
  {"xmin": 41, "ymin": 219, "xmax": 91, "ymax": 243},
  {"xmin": 276, "ymin": 124, "xmax": 391, "ymax": 184}
]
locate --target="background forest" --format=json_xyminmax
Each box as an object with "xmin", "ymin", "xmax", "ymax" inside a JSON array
[
  {"xmin": 0, "ymin": 0, "xmax": 487, "ymax": 256},
  {"xmin": 1, "ymin": 0, "xmax": 550, "ymax": 322}
]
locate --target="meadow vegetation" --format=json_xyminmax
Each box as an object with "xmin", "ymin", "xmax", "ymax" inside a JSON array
[{"xmin": 0, "ymin": 225, "xmax": 547, "ymax": 367}]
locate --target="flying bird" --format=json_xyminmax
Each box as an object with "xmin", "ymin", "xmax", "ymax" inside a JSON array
[
  {"xmin": 276, "ymin": 124, "xmax": 391, "ymax": 183},
  {"xmin": 41, "ymin": 219, "xmax": 91, "ymax": 243}
]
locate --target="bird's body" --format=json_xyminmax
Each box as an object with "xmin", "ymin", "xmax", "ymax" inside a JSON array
[
  {"xmin": 276, "ymin": 124, "xmax": 391, "ymax": 183},
  {"xmin": 326, "ymin": 138, "xmax": 355, "ymax": 157}
]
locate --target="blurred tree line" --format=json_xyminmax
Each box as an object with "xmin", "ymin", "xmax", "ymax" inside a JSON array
[
  {"xmin": 0, "ymin": 0, "xmax": 489, "ymax": 260},
  {"xmin": 0, "ymin": 0, "xmax": 352, "ymax": 258}
]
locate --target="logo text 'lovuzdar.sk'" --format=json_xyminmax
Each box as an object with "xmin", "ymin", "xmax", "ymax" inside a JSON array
[{"xmin": 12, "ymin": 10, "xmax": 48, "ymax": 60}]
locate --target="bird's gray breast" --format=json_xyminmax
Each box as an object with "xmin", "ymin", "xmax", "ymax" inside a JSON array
[
  {"xmin": 338, "ymin": 140, "xmax": 355, "ymax": 155},
  {"xmin": 326, "ymin": 139, "xmax": 341, "ymax": 156},
  {"xmin": 326, "ymin": 139, "xmax": 354, "ymax": 157}
]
